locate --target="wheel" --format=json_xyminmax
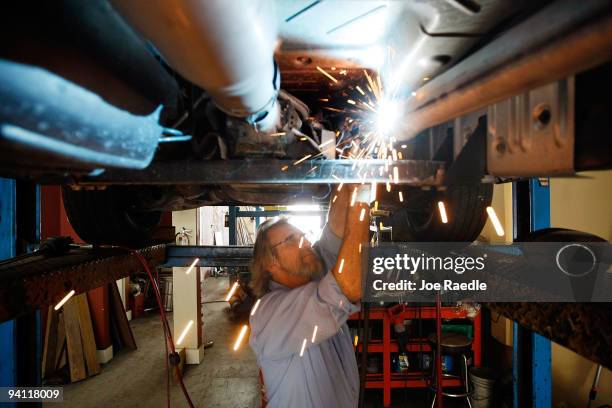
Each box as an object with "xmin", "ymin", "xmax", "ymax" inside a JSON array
[
  {"xmin": 62, "ymin": 186, "xmax": 161, "ymax": 246},
  {"xmin": 388, "ymin": 183, "xmax": 493, "ymax": 242}
]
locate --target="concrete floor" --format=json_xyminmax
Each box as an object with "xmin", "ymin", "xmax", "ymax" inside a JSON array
[
  {"xmin": 54, "ymin": 276, "xmax": 465, "ymax": 408},
  {"xmin": 56, "ymin": 276, "xmax": 260, "ymax": 408}
]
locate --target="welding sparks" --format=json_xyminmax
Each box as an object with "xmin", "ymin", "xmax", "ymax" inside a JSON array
[
  {"xmin": 438, "ymin": 201, "xmax": 448, "ymax": 224},
  {"xmin": 250, "ymin": 299, "xmax": 261, "ymax": 316},
  {"xmin": 233, "ymin": 325, "xmax": 249, "ymax": 351},
  {"xmin": 399, "ymin": 191, "xmax": 404, "ymax": 202},
  {"xmin": 298, "ymin": 338, "xmax": 309, "ymax": 357},
  {"xmin": 186, "ymin": 258, "xmax": 199, "ymax": 275},
  {"xmin": 338, "ymin": 258, "xmax": 345, "ymax": 274},
  {"xmin": 370, "ymin": 182, "xmax": 377, "ymax": 202},
  {"xmin": 359, "ymin": 208, "xmax": 366, "ymax": 221},
  {"xmin": 225, "ymin": 281, "xmax": 239, "ymax": 302},
  {"xmin": 293, "ymin": 154, "xmax": 312, "ymax": 166},
  {"xmin": 333, "ymin": 195, "xmax": 338, "ymax": 203},
  {"xmin": 486, "ymin": 206, "xmax": 505, "ymax": 236},
  {"xmin": 356, "ymin": 86, "xmax": 365, "ymax": 96},
  {"xmin": 281, "ymin": 165, "xmax": 289, "ymax": 171},
  {"xmin": 298, "ymin": 235, "xmax": 304, "ymax": 248},
  {"xmin": 316, "ymin": 66, "xmax": 338, "ymax": 83},
  {"xmin": 374, "ymin": 201, "xmax": 379, "ymax": 211},
  {"xmin": 354, "ymin": 335, "xmax": 359, "ymax": 347},
  {"xmin": 319, "ymin": 139, "xmax": 335, "ymax": 148},
  {"xmin": 176, "ymin": 320, "xmax": 194, "ymax": 345},
  {"xmin": 270, "ymin": 132, "xmax": 286, "ymax": 137},
  {"xmin": 337, "ymin": 182, "xmax": 344, "ymax": 192},
  {"xmin": 359, "ymin": 243, "xmax": 362, "ymax": 253},
  {"xmin": 54, "ymin": 290, "xmax": 75, "ymax": 311},
  {"xmin": 347, "ymin": 99, "xmax": 356, "ymax": 105},
  {"xmin": 393, "ymin": 166, "xmax": 399, "ymax": 184},
  {"xmin": 386, "ymin": 182, "xmax": 391, "ymax": 192},
  {"xmin": 350, "ymin": 187, "xmax": 357, "ymax": 207},
  {"xmin": 311, "ymin": 326, "xmax": 318, "ymax": 343}
]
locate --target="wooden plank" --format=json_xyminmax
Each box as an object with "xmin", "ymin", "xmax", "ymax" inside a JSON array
[
  {"xmin": 63, "ymin": 298, "xmax": 87, "ymax": 382},
  {"xmin": 55, "ymin": 312, "xmax": 67, "ymax": 370},
  {"xmin": 76, "ymin": 294, "xmax": 100, "ymax": 376},
  {"xmin": 42, "ymin": 306, "xmax": 58, "ymax": 379},
  {"xmin": 109, "ymin": 282, "xmax": 137, "ymax": 350}
]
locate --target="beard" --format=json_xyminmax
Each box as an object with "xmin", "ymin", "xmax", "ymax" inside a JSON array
[{"xmin": 280, "ymin": 249, "xmax": 323, "ymax": 281}]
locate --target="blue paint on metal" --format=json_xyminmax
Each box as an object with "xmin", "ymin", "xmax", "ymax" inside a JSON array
[
  {"xmin": 530, "ymin": 178, "xmax": 551, "ymax": 231},
  {"xmin": 529, "ymin": 178, "xmax": 552, "ymax": 408},
  {"xmin": 512, "ymin": 321, "xmax": 520, "ymax": 408},
  {"xmin": 512, "ymin": 178, "xmax": 552, "ymax": 408},
  {"xmin": 0, "ymin": 178, "xmax": 16, "ymax": 394},
  {"xmin": 228, "ymin": 206, "xmax": 237, "ymax": 246}
]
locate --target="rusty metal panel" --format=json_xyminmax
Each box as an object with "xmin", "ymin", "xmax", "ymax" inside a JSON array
[
  {"xmin": 0, "ymin": 245, "xmax": 165, "ymax": 323},
  {"xmin": 488, "ymin": 303, "xmax": 612, "ymax": 369}
]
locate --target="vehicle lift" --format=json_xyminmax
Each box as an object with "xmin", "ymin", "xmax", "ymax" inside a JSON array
[{"xmin": 2, "ymin": 177, "xmax": 610, "ymax": 407}]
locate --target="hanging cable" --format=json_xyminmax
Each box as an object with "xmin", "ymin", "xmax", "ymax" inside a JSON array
[{"xmin": 113, "ymin": 247, "xmax": 195, "ymax": 408}]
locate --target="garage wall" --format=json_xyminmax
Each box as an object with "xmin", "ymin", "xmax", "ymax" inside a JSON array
[{"xmin": 549, "ymin": 170, "xmax": 612, "ymax": 408}]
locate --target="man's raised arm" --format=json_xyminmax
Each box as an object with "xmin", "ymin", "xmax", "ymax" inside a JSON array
[{"xmin": 331, "ymin": 185, "xmax": 370, "ymax": 302}]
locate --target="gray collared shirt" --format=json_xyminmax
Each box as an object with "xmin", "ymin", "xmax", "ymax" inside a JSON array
[{"xmin": 249, "ymin": 225, "xmax": 360, "ymax": 408}]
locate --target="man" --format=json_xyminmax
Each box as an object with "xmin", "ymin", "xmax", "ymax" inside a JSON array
[{"xmin": 249, "ymin": 185, "xmax": 370, "ymax": 408}]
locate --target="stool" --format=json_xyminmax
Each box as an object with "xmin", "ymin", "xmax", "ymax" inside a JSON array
[{"xmin": 428, "ymin": 332, "xmax": 473, "ymax": 408}]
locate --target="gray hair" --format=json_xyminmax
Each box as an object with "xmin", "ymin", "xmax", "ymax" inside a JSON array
[{"xmin": 249, "ymin": 217, "xmax": 290, "ymax": 298}]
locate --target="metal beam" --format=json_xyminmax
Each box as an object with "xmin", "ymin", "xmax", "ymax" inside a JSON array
[
  {"xmin": 0, "ymin": 245, "xmax": 165, "ymax": 323},
  {"xmin": 70, "ymin": 159, "xmax": 445, "ymax": 186},
  {"xmin": 399, "ymin": 0, "xmax": 612, "ymax": 138},
  {"xmin": 164, "ymin": 245, "xmax": 253, "ymax": 268}
]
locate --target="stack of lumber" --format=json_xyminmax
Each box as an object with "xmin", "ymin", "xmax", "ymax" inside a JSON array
[{"xmin": 42, "ymin": 282, "xmax": 136, "ymax": 383}]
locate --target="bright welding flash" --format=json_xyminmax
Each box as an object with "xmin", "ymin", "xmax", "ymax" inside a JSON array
[
  {"xmin": 376, "ymin": 98, "xmax": 401, "ymax": 136},
  {"xmin": 176, "ymin": 320, "xmax": 194, "ymax": 345},
  {"xmin": 486, "ymin": 206, "xmax": 505, "ymax": 236},
  {"xmin": 438, "ymin": 201, "xmax": 448, "ymax": 224},
  {"xmin": 233, "ymin": 325, "xmax": 249, "ymax": 351},
  {"xmin": 54, "ymin": 290, "xmax": 75, "ymax": 311},
  {"xmin": 225, "ymin": 281, "xmax": 239, "ymax": 302},
  {"xmin": 186, "ymin": 258, "xmax": 199, "ymax": 275},
  {"xmin": 250, "ymin": 299, "xmax": 261, "ymax": 316}
]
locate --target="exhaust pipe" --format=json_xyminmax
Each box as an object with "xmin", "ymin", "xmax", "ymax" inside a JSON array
[{"xmin": 111, "ymin": 0, "xmax": 280, "ymax": 131}]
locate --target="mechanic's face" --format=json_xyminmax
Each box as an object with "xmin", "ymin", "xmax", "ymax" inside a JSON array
[{"xmin": 267, "ymin": 224, "xmax": 322, "ymax": 287}]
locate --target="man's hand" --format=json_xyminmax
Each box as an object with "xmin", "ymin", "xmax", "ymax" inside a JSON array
[
  {"xmin": 331, "ymin": 184, "xmax": 371, "ymax": 303},
  {"xmin": 328, "ymin": 184, "xmax": 371, "ymax": 238}
]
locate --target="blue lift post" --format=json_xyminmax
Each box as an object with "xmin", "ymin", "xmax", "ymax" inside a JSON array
[
  {"xmin": 0, "ymin": 179, "xmax": 42, "ymax": 407},
  {"xmin": 512, "ymin": 178, "xmax": 552, "ymax": 408},
  {"xmin": 0, "ymin": 178, "xmax": 17, "ymax": 401}
]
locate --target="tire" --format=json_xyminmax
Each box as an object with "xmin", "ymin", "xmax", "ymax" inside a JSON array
[
  {"xmin": 62, "ymin": 186, "xmax": 161, "ymax": 246},
  {"xmin": 388, "ymin": 183, "xmax": 493, "ymax": 242}
]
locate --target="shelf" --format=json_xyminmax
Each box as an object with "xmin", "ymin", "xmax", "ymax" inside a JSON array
[
  {"xmin": 363, "ymin": 373, "xmax": 461, "ymax": 389},
  {"xmin": 356, "ymin": 339, "xmax": 433, "ymax": 353},
  {"xmin": 349, "ymin": 306, "xmax": 481, "ymax": 407}
]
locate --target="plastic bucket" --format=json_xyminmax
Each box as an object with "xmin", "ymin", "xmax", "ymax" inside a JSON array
[{"xmin": 469, "ymin": 367, "xmax": 497, "ymax": 408}]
